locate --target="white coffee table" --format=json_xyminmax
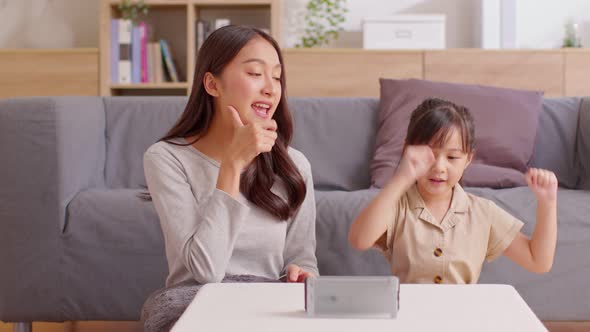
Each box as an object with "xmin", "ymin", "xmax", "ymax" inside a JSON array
[{"xmin": 171, "ymin": 283, "xmax": 547, "ymax": 332}]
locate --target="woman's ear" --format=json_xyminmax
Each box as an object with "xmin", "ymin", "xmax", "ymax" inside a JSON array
[{"xmin": 203, "ymin": 72, "xmax": 220, "ymax": 97}]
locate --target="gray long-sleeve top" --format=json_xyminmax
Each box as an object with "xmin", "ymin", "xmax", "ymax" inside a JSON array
[{"xmin": 143, "ymin": 139, "xmax": 318, "ymax": 286}]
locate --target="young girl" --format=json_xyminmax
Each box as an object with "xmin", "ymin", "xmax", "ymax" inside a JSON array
[{"xmin": 349, "ymin": 98, "xmax": 557, "ymax": 284}]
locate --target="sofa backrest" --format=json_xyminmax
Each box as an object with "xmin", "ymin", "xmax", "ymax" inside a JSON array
[
  {"xmin": 289, "ymin": 97, "xmax": 379, "ymax": 191},
  {"xmin": 104, "ymin": 97, "xmax": 187, "ymax": 189},
  {"xmin": 529, "ymin": 97, "xmax": 582, "ymax": 188},
  {"xmin": 576, "ymin": 98, "xmax": 590, "ymax": 190},
  {"xmin": 102, "ymin": 96, "xmax": 583, "ymax": 190},
  {"xmin": 103, "ymin": 96, "xmax": 380, "ymax": 191}
]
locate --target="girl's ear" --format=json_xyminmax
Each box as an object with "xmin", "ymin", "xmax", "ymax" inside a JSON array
[
  {"xmin": 466, "ymin": 150, "xmax": 475, "ymax": 167},
  {"xmin": 459, "ymin": 151, "xmax": 475, "ymax": 187},
  {"xmin": 203, "ymin": 72, "xmax": 220, "ymax": 97}
]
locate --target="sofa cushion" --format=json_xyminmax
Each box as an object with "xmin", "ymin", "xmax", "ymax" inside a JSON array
[
  {"xmin": 63, "ymin": 189, "xmax": 167, "ymax": 319},
  {"xmin": 465, "ymin": 186, "xmax": 590, "ymax": 320},
  {"xmin": 577, "ymin": 98, "xmax": 590, "ymax": 190},
  {"xmin": 104, "ymin": 97, "xmax": 187, "ymax": 189},
  {"xmin": 315, "ymin": 189, "xmax": 390, "ymax": 276},
  {"xmin": 289, "ymin": 98, "xmax": 379, "ymax": 191},
  {"xmin": 529, "ymin": 97, "xmax": 581, "ymax": 189},
  {"xmin": 372, "ymin": 79, "xmax": 543, "ymax": 189}
]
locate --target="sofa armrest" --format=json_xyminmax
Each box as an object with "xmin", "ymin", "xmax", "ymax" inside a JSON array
[
  {"xmin": 577, "ymin": 98, "xmax": 590, "ymax": 190},
  {"xmin": 0, "ymin": 97, "xmax": 106, "ymax": 321}
]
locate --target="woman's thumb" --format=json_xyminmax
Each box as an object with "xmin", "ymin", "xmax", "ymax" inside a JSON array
[{"xmin": 227, "ymin": 105, "xmax": 244, "ymax": 128}]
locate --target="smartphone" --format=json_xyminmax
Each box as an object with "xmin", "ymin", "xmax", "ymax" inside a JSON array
[{"xmin": 305, "ymin": 276, "xmax": 400, "ymax": 318}]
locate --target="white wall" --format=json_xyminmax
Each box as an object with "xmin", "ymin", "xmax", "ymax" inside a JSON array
[
  {"xmin": 516, "ymin": 0, "xmax": 590, "ymax": 48},
  {"xmin": 1, "ymin": 0, "xmax": 589, "ymax": 49},
  {"xmin": 0, "ymin": 0, "xmax": 98, "ymax": 48},
  {"xmin": 283, "ymin": 0, "xmax": 476, "ymax": 48},
  {"xmin": 337, "ymin": 0, "xmax": 476, "ymax": 48},
  {"xmin": 285, "ymin": 0, "xmax": 590, "ymax": 49}
]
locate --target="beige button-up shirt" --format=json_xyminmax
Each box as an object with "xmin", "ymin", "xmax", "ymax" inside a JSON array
[{"xmin": 377, "ymin": 184, "xmax": 523, "ymax": 284}]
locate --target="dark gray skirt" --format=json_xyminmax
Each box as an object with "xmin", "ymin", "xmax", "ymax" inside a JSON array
[{"xmin": 141, "ymin": 275, "xmax": 281, "ymax": 332}]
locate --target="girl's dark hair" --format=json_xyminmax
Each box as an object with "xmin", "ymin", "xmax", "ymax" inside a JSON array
[
  {"xmin": 158, "ymin": 25, "xmax": 306, "ymax": 221},
  {"xmin": 406, "ymin": 97, "xmax": 475, "ymax": 153}
]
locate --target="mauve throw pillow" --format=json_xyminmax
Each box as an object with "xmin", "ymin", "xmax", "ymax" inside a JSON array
[{"xmin": 371, "ymin": 78, "xmax": 543, "ymax": 189}]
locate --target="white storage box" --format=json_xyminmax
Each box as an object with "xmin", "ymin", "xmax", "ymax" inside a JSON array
[{"xmin": 363, "ymin": 15, "xmax": 446, "ymax": 49}]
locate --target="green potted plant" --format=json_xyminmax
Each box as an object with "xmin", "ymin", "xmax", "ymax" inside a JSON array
[
  {"xmin": 118, "ymin": 0, "xmax": 149, "ymax": 25},
  {"xmin": 296, "ymin": 0, "xmax": 348, "ymax": 48},
  {"xmin": 562, "ymin": 20, "xmax": 582, "ymax": 48}
]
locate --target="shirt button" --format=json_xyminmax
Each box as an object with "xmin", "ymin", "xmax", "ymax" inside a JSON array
[
  {"xmin": 434, "ymin": 248, "xmax": 443, "ymax": 257},
  {"xmin": 434, "ymin": 275, "xmax": 443, "ymax": 284}
]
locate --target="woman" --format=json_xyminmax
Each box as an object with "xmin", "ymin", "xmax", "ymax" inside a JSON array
[{"xmin": 142, "ymin": 25, "xmax": 318, "ymax": 330}]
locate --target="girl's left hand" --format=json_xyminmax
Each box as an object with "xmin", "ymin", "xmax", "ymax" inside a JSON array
[
  {"xmin": 526, "ymin": 168, "xmax": 558, "ymax": 203},
  {"xmin": 285, "ymin": 264, "xmax": 314, "ymax": 283}
]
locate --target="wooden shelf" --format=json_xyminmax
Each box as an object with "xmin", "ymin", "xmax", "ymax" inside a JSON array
[
  {"xmin": 103, "ymin": 0, "xmax": 274, "ymax": 4},
  {"xmin": 111, "ymin": 83, "xmax": 189, "ymax": 89},
  {"xmin": 99, "ymin": 0, "xmax": 282, "ymax": 96},
  {"xmin": 104, "ymin": 0, "xmax": 187, "ymax": 4},
  {"xmin": 193, "ymin": 0, "xmax": 274, "ymax": 4}
]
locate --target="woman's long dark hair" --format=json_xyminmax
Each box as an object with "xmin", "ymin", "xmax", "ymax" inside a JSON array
[{"xmin": 160, "ymin": 25, "xmax": 306, "ymax": 221}]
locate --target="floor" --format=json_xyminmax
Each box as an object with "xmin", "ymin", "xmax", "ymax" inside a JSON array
[
  {"xmin": 1, "ymin": 321, "xmax": 590, "ymax": 332},
  {"xmin": 0, "ymin": 322, "xmax": 142, "ymax": 332},
  {"xmin": 544, "ymin": 322, "xmax": 590, "ymax": 332}
]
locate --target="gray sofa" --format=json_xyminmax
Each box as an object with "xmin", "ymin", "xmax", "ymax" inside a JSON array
[{"xmin": 0, "ymin": 96, "xmax": 589, "ymax": 325}]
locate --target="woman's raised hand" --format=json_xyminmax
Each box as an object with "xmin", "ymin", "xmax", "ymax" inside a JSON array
[{"xmin": 223, "ymin": 105, "xmax": 278, "ymax": 169}]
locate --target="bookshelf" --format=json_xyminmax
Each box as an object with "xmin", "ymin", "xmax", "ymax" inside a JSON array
[{"xmin": 99, "ymin": 0, "xmax": 282, "ymax": 96}]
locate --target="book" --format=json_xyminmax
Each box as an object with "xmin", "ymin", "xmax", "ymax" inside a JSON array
[
  {"xmin": 152, "ymin": 42, "xmax": 164, "ymax": 83},
  {"xmin": 159, "ymin": 39, "xmax": 179, "ymax": 82},
  {"xmin": 139, "ymin": 22, "xmax": 148, "ymax": 83},
  {"xmin": 214, "ymin": 18, "xmax": 230, "ymax": 30},
  {"xmin": 110, "ymin": 19, "xmax": 119, "ymax": 83},
  {"xmin": 131, "ymin": 24, "xmax": 141, "ymax": 83},
  {"xmin": 147, "ymin": 41, "xmax": 154, "ymax": 83},
  {"xmin": 196, "ymin": 20, "xmax": 210, "ymax": 51},
  {"xmin": 117, "ymin": 19, "xmax": 133, "ymax": 84}
]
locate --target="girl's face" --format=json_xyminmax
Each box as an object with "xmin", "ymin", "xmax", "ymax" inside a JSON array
[
  {"xmin": 205, "ymin": 37, "xmax": 282, "ymax": 126},
  {"xmin": 416, "ymin": 127, "xmax": 473, "ymax": 199}
]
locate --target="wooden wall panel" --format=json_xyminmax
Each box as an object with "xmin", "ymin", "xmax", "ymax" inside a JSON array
[
  {"xmin": 284, "ymin": 49, "xmax": 423, "ymax": 97},
  {"xmin": 424, "ymin": 50, "xmax": 564, "ymax": 97},
  {"xmin": 0, "ymin": 49, "xmax": 99, "ymax": 99},
  {"xmin": 0, "ymin": 48, "xmax": 587, "ymax": 100},
  {"xmin": 564, "ymin": 49, "xmax": 590, "ymax": 97}
]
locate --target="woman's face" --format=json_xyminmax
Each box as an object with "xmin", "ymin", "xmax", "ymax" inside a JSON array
[{"xmin": 206, "ymin": 36, "xmax": 282, "ymax": 126}]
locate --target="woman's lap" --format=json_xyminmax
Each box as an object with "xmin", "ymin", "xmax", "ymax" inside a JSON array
[{"xmin": 141, "ymin": 275, "xmax": 280, "ymax": 332}]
